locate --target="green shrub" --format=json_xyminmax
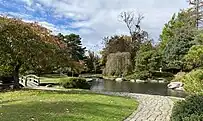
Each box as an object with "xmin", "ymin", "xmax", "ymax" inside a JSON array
[
  {"xmin": 125, "ymin": 73, "xmax": 138, "ymax": 80},
  {"xmin": 172, "ymin": 72, "xmax": 186, "ymax": 82},
  {"xmin": 136, "ymin": 71, "xmax": 151, "ymax": 80},
  {"xmin": 171, "ymin": 95, "xmax": 203, "ymax": 121},
  {"xmin": 151, "ymin": 71, "xmax": 174, "ymax": 78},
  {"xmin": 0, "ymin": 65, "xmax": 13, "ymax": 76},
  {"xmin": 59, "ymin": 77, "xmax": 91, "ymax": 89},
  {"xmin": 180, "ymin": 69, "xmax": 203, "ymax": 93}
]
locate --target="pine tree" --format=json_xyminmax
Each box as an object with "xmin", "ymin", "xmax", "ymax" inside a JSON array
[{"xmin": 189, "ymin": 0, "xmax": 203, "ymax": 28}]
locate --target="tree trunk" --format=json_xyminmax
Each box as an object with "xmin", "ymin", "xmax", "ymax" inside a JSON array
[{"xmin": 12, "ymin": 64, "xmax": 21, "ymax": 89}]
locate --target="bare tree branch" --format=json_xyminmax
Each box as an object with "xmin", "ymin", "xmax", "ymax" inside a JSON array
[{"xmin": 119, "ymin": 11, "xmax": 144, "ymax": 42}]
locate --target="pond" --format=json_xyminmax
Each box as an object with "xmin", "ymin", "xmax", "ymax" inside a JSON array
[{"xmin": 90, "ymin": 79, "xmax": 187, "ymax": 98}]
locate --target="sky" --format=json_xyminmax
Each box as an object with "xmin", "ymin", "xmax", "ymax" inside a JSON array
[{"xmin": 0, "ymin": 0, "xmax": 189, "ymax": 51}]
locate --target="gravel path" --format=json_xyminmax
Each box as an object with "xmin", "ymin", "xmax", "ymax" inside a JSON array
[{"xmin": 29, "ymin": 87, "xmax": 176, "ymax": 121}]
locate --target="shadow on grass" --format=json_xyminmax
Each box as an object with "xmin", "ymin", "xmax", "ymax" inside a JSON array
[
  {"xmin": 0, "ymin": 101, "xmax": 134, "ymax": 121},
  {"xmin": 0, "ymin": 99, "xmax": 22, "ymax": 105},
  {"xmin": 5, "ymin": 89, "xmax": 120, "ymax": 97}
]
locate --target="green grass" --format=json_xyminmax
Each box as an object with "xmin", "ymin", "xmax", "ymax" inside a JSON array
[
  {"xmin": 0, "ymin": 90, "xmax": 138, "ymax": 121},
  {"xmin": 40, "ymin": 76, "xmax": 70, "ymax": 84}
]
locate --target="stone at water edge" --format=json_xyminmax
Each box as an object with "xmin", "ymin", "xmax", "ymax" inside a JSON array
[
  {"xmin": 46, "ymin": 84, "xmax": 53, "ymax": 87},
  {"xmin": 86, "ymin": 78, "xmax": 94, "ymax": 82},
  {"xmin": 136, "ymin": 79, "xmax": 145, "ymax": 83},
  {"xmin": 175, "ymin": 87, "xmax": 185, "ymax": 91},
  {"xmin": 149, "ymin": 80, "xmax": 158, "ymax": 83},
  {"xmin": 130, "ymin": 79, "xmax": 135, "ymax": 83},
  {"xmin": 115, "ymin": 78, "xmax": 123, "ymax": 82},
  {"xmin": 167, "ymin": 82, "xmax": 184, "ymax": 90},
  {"xmin": 157, "ymin": 78, "xmax": 167, "ymax": 83}
]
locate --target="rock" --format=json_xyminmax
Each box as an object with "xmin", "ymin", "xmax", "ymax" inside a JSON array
[
  {"xmin": 130, "ymin": 79, "xmax": 135, "ymax": 83},
  {"xmin": 86, "ymin": 78, "xmax": 93, "ymax": 82},
  {"xmin": 115, "ymin": 78, "xmax": 123, "ymax": 82},
  {"xmin": 157, "ymin": 78, "xmax": 166, "ymax": 83},
  {"xmin": 149, "ymin": 80, "xmax": 158, "ymax": 83},
  {"xmin": 46, "ymin": 84, "xmax": 53, "ymax": 87},
  {"xmin": 136, "ymin": 79, "xmax": 145, "ymax": 83},
  {"xmin": 174, "ymin": 87, "xmax": 185, "ymax": 91},
  {"xmin": 167, "ymin": 82, "xmax": 183, "ymax": 89}
]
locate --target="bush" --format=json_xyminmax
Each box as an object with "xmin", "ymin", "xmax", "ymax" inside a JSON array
[
  {"xmin": 136, "ymin": 71, "xmax": 151, "ymax": 80},
  {"xmin": 172, "ymin": 72, "xmax": 186, "ymax": 82},
  {"xmin": 0, "ymin": 76, "xmax": 14, "ymax": 84},
  {"xmin": 151, "ymin": 71, "xmax": 174, "ymax": 78},
  {"xmin": 0, "ymin": 65, "xmax": 13, "ymax": 77},
  {"xmin": 125, "ymin": 73, "xmax": 138, "ymax": 80},
  {"xmin": 171, "ymin": 95, "xmax": 203, "ymax": 121},
  {"xmin": 59, "ymin": 77, "xmax": 91, "ymax": 89},
  {"xmin": 180, "ymin": 69, "xmax": 203, "ymax": 93}
]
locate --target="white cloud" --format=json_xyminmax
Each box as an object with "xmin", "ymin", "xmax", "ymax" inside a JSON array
[
  {"xmin": 6, "ymin": 0, "xmax": 190, "ymax": 51},
  {"xmin": 36, "ymin": 0, "xmax": 188, "ymax": 50},
  {"xmin": 21, "ymin": 0, "xmax": 33, "ymax": 6}
]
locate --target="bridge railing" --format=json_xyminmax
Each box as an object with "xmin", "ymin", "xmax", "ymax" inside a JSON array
[{"xmin": 19, "ymin": 75, "xmax": 40, "ymax": 87}]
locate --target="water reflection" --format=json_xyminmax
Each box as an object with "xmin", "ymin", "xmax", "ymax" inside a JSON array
[{"xmin": 90, "ymin": 79, "xmax": 187, "ymax": 98}]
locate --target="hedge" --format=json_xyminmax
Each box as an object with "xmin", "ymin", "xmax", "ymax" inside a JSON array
[
  {"xmin": 171, "ymin": 95, "xmax": 203, "ymax": 121},
  {"xmin": 59, "ymin": 77, "xmax": 91, "ymax": 89}
]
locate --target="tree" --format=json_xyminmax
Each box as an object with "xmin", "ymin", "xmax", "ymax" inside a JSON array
[
  {"xmin": 183, "ymin": 45, "xmax": 203, "ymax": 70},
  {"xmin": 57, "ymin": 33, "xmax": 86, "ymax": 75},
  {"xmin": 119, "ymin": 11, "xmax": 148, "ymax": 58},
  {"xmin": 135, "ymin": 41, "xmax": 161, "ymax": 71},
  {"xmin": 188, "ymin": 0, "xmax": 203, "ymax": 28},
  {"xmin": 193, "ymin": 30, "xmax": 203, "ymax": 45},
  {"xmin": 84, "ymin": 50, "xmax": 101, "ymax": 73},
  {"xmin": 103, "ymin": 52, "xmax": 132, "ymax": 76},
  {"xmin": 0, "ymin": 16, "xmax": 64, "ymax": 88},
  {"xmin": 57, "ymin": 33, "xmax": 86, "ymax": 61},
  {"xmin": 159, "ymin": 9, "xmax": 197, "ymax": 71},
  {"xmin": 101, "ymin": 35, "xmax": 131, "ymax": 66}
]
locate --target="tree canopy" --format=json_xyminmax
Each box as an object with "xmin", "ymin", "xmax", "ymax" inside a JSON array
[
  {"xmin": 184, "ymin": 45, "xmax": 203, "ymax": 70},
  {"xmin": 0, "ymin": 16, "xmax": 68, "ymax": 88},
  {"xmin": 159, "ymin": 9, "xmax": 197, "ymax": 71}
]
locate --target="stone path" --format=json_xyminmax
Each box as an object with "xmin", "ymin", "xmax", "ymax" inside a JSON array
[
  {"xmin": 93, "ymin": 91, "xmax": 174, "ymax": 121},
  {"xmin": 125, "ymin": 95, "xmax": 173, "ymax": 121},
  {"xmin": 29, "ymin": 87, "xmax": 177, "ymax": 121}
]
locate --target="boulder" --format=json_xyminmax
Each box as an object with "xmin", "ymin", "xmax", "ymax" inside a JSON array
[
  {"xmin": 130, "ymin": 79, "xmax": 135, "ymax": 83},
  {"xmin": 136, "ymin": 79, "xmax": 146, "ymax": 83},
  {"xmin": 167, "ymin": 82, "xmax": 183, "ymax": 89},
  {"xmin": 174, "ymin": 87, "xmax": 185, "ymax": 91},
  {"xmin": 46, "ymin": 84, "xmax": 53, "ymax": 87},
  {"xmin": 149, "ymin": 80, "xmax": 158, "ymax": 83},
  {"xmin": 115, "ymin": 78, "xmax": 123, "ymax": 82},
  {"xmin": 86, "ymin": 78, "xmax": 94, "ymax": 82}
]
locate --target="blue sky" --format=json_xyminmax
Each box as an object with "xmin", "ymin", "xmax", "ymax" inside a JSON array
[{"xmin": 0, "ymin": 0, "xmax": 189, "ymax": 51}]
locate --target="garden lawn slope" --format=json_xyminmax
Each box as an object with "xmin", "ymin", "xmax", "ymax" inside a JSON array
[{"xmin": 0, "ymin": 90, "xmax": 138, "ymax": 121}]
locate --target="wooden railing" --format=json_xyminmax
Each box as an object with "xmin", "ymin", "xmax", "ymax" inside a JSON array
[{"xmin": 19, "ymin": 75, "xmax": 40, "ymax": 87}]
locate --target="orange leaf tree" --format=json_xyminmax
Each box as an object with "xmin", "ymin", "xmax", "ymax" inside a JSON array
[{"xmin": 0, "ymin": 16, "xmax": 69, "ymax": 88}]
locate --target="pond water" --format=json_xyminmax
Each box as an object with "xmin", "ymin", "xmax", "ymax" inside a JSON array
[{"xmin": 90, "ymin": 79, "xmax": 187, "ymax": 98}]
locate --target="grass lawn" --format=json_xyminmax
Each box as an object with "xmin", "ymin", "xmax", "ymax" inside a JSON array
[
  {"xmin": 40, "ymin": 74, "xmax": 69, "ymax": 84},
  {"xmin": 40, "ymin": 77, "xmax": 68, "ymax": 84},
  {"xmin": 0, "ymin": 90, "xmax": 138, "ymax": 121}
]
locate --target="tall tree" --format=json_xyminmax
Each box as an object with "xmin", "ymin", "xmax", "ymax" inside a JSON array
[
  {"xmin": 188, "ymin": 0, "xmax": 203, "ymax": 28},
  {"xmin": 159, "ymin": 9, "xmax": 197, "ymax": 71},
  {"xmin": 135, "ymin": 41, "xmax": 161, "ymax": 72},
  {"xmin": 84, "ymin": 50, "xmax": 101, "ymax": 73},
  {"xmin": 119, "ymin": 11, "xmax": 148, "ymax": 58},
  {"xmin": 58, "ymin": 33, "xmax": 86, "ymax": 61},
  {"xmin": 57, "ymin": 33, "xmax": 86, "ymax": 75},
  {"xmin": 0, "ymin": 16, "xmax": 65, "ymax": 88},
  {"xmin": 101, "ymin": 35, "xmax": 131, "ymax": 66}
]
